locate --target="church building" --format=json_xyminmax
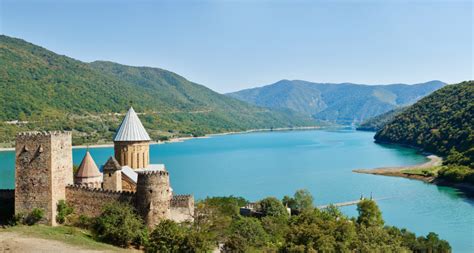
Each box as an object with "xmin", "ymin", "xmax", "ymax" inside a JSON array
[{"xmin": 74, "ymin": 107, "xmax": 170, "ymax": 193}]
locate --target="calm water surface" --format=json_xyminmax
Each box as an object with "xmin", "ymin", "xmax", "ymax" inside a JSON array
[{"xmin": 1, "ymin": 130, "xmax": 472, "ymax": 252}]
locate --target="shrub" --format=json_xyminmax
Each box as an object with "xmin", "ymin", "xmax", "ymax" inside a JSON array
[
  {"xmin": 24, "ymin": 208, "xmax": 44, "ymax": 225},
  {"xmin": 222, "ymin": 234, "xmax": 248, "ymax": 252},
  {"xmin": 10, "ymin": 212, "xmax": 26, "ymax": 226},
  {"xmin": 56, "ymin": 200, "xmax": 73, "ymax": 224},
  {"xmin": 72, "ymin": 214, "xmax": 93, "ymax": 229},
  {"xmin": 146, "ymin": 219, "xmax": 214, "ymax": 253},
  {"xmin": 92, "ymin": 202, "xmax": 145, "ymax": 248}
]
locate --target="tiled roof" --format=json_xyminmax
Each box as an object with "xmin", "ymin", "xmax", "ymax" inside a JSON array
[
  {"xmin": 102, "ymin": 156, "xmax": 122, "ymax": 172},
  {"xmin": 121, "ymin": 166, "xmax": 138, "ymax": 183},
  {"xmin": 76, "ymin": 151, "xmax": 102, "ymax": 178},
  {"xmin": 122, "ymin": 164, "xmax": 166, "ymax": 183},
  {"xmin": 113, "ymin": 107, "xmax": 151, "ymax": 142}
]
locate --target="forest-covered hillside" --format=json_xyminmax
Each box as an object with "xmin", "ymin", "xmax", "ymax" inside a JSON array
[
  {"xmin": 375, "ymin": 81, "xmax": 474, "ymax": 183},
  {"xmin": 0, "ymin": 35, "xmax": 315, "ymax": 146},
  {"xmin": 357, "ymin": 107, "xmax": 406, "ymax": 131}
]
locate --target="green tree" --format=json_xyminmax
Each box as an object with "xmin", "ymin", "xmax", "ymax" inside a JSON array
[
  {"xmin": 356, "ymin": 199, "xmax": 384, "ymax": 227},
  {"xmin": 146, "ymin": 220, "xmax": 186, "ymax": 253},
  {"xmin": 282, "ymin": 189, "xmax": 314, "ymax": 211},
  {"xmin": 222, "ymin": 234, "xmax": 248, "ymax": 253},
  {"xmin": 146, "ymin": 220, "xmax": 215, "ymax": 253},
  {"xmin": 92, "ymin": 202, "xmax": 145, "ymax": 247},
  {"xmin": 194, "ymin": 196, "xmax": 247, "ymax": 241},
  {"xmin": 261, "ymin": 215, "xmax": 289, "ymax": 245},
  {"xmin": 282, "ymin": 195, "xmax": 297, "ymax": 210},
  {"xmin": 258, "ymin": 197, "xmax": 289, "ymax": 218},
  {"xmin": 229, "ymin": 217, "xmax": 269, "ymax": 248},
  {"xmin": 293, "ymin": 189, "xmax": 314, "ymax": 211},
  {"xmin": 445, "ymin": 148, "xmax": 470, "ymax": 166}
]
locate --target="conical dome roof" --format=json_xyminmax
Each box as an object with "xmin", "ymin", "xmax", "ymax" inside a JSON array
[
  {"xmin": 113, "ymin": 107, "xmax": 151, "ymax": 142},
  {"xmin": 76, "ymin": 151, "xmax": 102, "ymax": 178}
]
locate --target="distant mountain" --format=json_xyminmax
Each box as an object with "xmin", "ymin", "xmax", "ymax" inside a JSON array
[
  {"xmin": 356, "ymin": 107, "xmax": 407, "ymax": 131},
  {"xmin": 375, "ymin": 81, "xmax": 473, "ymax": 166},
  {"xmin": 0, "ymin": 35, "xmax": 315, "ymax": 145},
  {"xmin": 227, "ymin": 80, "xmax": 446, "ymax": 124}
]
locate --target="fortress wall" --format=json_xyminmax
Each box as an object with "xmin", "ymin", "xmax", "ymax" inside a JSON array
[
  {"xmin": 65, "ymin": 186, "xmax": 135, "ymax": 217},
  {"xmin": 170, "ymin": 194, "xmax": 194, "ymax": 222},
  {"xmin": 135, "ymin": 170, "xmax": 171, "ymax": 228},
  {"xmin": 15, "ymin": 131, "xmax": 72, "ymax": 226}
]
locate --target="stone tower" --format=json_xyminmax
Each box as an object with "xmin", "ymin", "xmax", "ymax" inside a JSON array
[
  {"xmin": 114, "ymin": 107, "xmax": 151, "ymax": 169},
  {"xmin": 102, "ymin": 156, "xmax": 123, "ymax": 191},
  {"xmin": 15, "ymin": 131, "xmax": 73, "ymax": 226},
  {"xmin": 135, "ymin": 169, "xmax": 171, "ymax": 228}
]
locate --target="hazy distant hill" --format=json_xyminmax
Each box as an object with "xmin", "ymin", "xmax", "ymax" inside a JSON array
[
  {"xmin": 356, "ymin": 107, "xmax": 407, "ymax": 131},
  {"xmin": 0, "ymin": 35, "xmax": 315, "ymax": 145},
  {"xmin": 227, "ymin": 80, "xmax": 446, "ymax": 124},
  {"xmin": 375, "ymin": 81, "xmax": 474, "ymax": 166}
]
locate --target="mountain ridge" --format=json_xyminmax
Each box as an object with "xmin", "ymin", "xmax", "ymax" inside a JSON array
[
  {"xmin": 227, "ymin": 79, "xmax": 446, "ymax": 123},
  {"xmin": 0, "ymin": 35, "xmax": 315, "ymax": 145}
]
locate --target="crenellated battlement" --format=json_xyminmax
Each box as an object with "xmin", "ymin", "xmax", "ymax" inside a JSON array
[
  {"xmin": 136, "ymin": 170, "xmax": 169, "ymax": 176},
  {"xmin": 16, "ymin": 131, "xmax": 71, "ymax": 138},
  {"xmin": 170, "ymin": 194, "xmax": 194, "ymax": 222},
  {"xmin": 171, "ymin": 194, "xmax": 194, "ymax": 208},
  {"xmin": 65, "ymin": 184, "xmax": 135, "ymax": 217},
  {"xmin": 66, "ymin": 185, "xmax": 135, "ymax": 197}
]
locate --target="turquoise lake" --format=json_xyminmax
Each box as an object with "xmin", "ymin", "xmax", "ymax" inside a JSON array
[{"xmin": 0, "ymin": 129, "xmax": 472, "ymax": 252}]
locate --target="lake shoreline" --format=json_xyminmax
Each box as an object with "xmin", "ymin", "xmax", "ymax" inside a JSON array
[
  {"xmin": 353, "ymin": 155, "xmax": 474, "ymax": 195},
  {"xmin": 353, "ymin": 155, "xmax": 443, "ymax": 183},
  {"xmin": 0, "ymin": 126, "xmax": 325, "ymax": 152}
]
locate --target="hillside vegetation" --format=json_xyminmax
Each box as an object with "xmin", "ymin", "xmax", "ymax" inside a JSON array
[
  {"xmin": 375, "ymin": 81, "xmax": 474, "ymax": 183},
  {"xmin": 357, "ymin": 107, "xmax": 407, "ymax": 131},
  {"xmin": 0, "ymin": 35, "xmax": 315, "ymax": 146},
  {"xmin": 227, "ymin": 79, "xmax": 445, "ymax": 124}
]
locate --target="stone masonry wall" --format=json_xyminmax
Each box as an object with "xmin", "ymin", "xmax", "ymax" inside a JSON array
[
  {"xmin": 50, "ymin": 132, "xmax": 73, "ymax": 225},
  {"xmin": 114, "ymin": 141, "xmax": 150, "ymax": 169},
  {"xmin": 65, "ymin": 186, "xmax": 135, "ymax": 217},
  {"xmin": 170, "ymin": 194, "xmax": 194, "ymax": 223},
  {"xmin": 135, "ymin": 170, "xmax": 171, "ymax": 228},
  {"xmin": 14, "ymin": 131, "xmax": 73, "ymax": 226}
]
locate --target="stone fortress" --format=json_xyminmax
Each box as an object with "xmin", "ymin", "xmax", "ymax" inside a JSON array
[{"xmin": 10, "ymin": 107, "xmax": 194, "ymax": 227}]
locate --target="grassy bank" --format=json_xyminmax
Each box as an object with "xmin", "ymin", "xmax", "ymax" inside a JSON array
[
  {"xmin": 0, "ymin": 225, "xmax": 134, "ymax": 252},
  {"xmin": 353, "ymin": 156, "xmax": 474, "ymax": 196}
]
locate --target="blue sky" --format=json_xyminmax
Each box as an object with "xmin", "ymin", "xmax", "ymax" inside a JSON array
[{"xmin": 1, "ymin": 0, "xmax": 472, "ymax": 93}]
